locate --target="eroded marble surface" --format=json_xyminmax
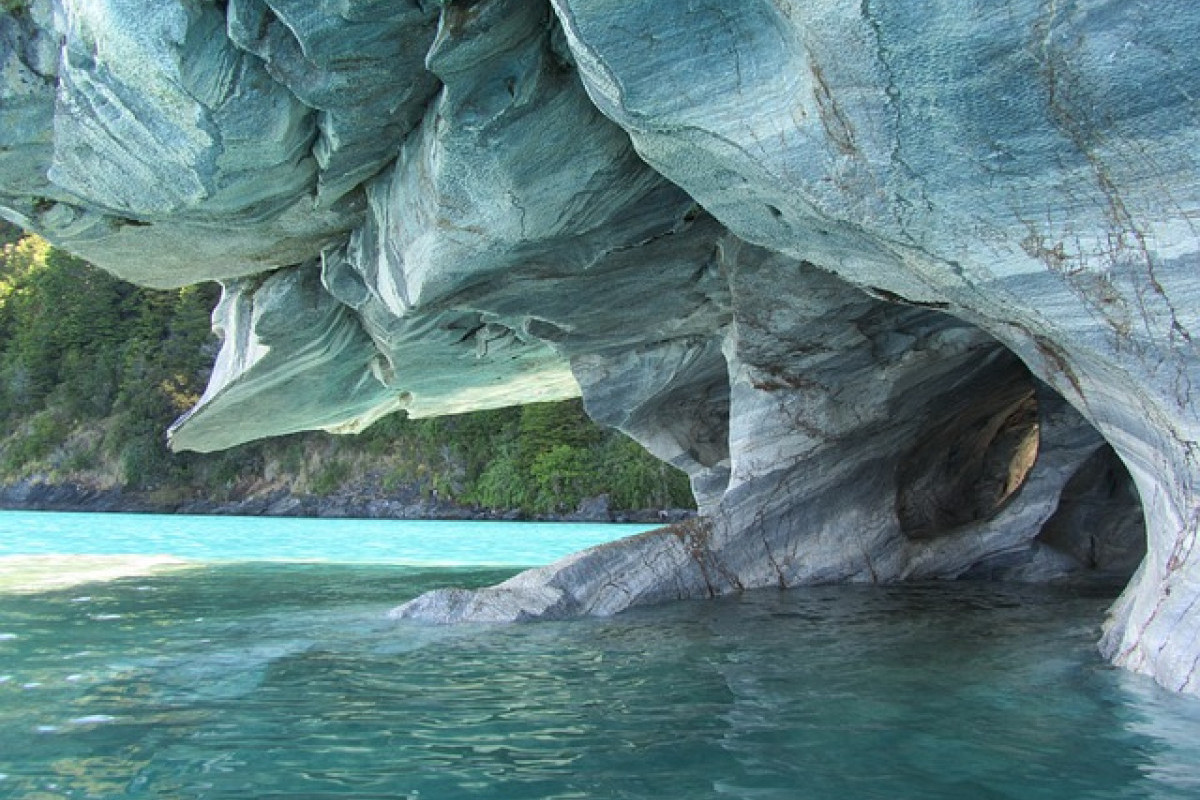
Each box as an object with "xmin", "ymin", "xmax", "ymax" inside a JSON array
[{"xmin": 0, "ymin": 0, "xmax": 1195, "ymax": 693}]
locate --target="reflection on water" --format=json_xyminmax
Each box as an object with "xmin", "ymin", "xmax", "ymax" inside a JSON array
[{"xmin": 1, "ymin": 565, "xmax": 1199, "ymax": 799}]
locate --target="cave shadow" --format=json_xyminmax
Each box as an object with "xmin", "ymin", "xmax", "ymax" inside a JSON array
[{"xmin": 891, "ymin": 336, "xmax": 1146, "ymax": 587}]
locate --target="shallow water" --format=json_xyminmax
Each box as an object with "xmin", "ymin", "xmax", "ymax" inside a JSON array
[
  {"xmin": 0, "ymin": 510, "xmax": 655, "ymax": 565},
  {"xmin": 1, "ymin": 516, "xmax": 1199, "ymax": 799}
]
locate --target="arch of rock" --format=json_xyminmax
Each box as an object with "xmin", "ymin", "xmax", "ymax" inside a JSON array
[{"xmin": 0, "ymin": 0, "xmax": 1195, "ymax": 693}]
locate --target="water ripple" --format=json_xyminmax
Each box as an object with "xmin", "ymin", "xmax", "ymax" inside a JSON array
[{"xmin": 0, "ymin": 565, "xmax": 1197, "ymax": 799}]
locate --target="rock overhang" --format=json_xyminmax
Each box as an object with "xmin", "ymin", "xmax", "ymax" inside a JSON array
[{"xmin": 0, "ymin": 0, "xmax": 1197, "ymax": 695}]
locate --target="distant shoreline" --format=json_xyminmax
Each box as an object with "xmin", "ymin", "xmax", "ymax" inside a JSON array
[{"xmin": 0, "ymin": 479, "xmax": 694, "ymax": 525}]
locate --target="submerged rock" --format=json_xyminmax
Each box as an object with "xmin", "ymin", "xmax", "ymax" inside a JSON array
[{"xmin": 1, "ymin": 0, "xmax": 1198, "ymax": 695}]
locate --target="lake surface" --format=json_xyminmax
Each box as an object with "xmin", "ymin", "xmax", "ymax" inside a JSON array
[
  {"xmin": 0, "ymin": 510, "xmax": 655, "ymax": 566},
  {"xmin": 2, "ymin": 513, "xmax": 1200, "ymax": 799}
]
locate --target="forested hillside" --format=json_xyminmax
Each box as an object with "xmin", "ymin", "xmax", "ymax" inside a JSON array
[{"xmin": 0, "ymin": 222, "xmax": 693, "ymax": 517}]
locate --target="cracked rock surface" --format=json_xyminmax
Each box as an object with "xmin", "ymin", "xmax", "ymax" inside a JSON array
[{"xmin": 0, "ymin": 0, "xmax": 1196, "ymax": 694}]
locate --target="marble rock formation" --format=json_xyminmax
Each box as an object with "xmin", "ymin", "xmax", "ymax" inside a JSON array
[{"xmin": 0, "ymin": 0, "xmax": 1195, "ymax": 694}]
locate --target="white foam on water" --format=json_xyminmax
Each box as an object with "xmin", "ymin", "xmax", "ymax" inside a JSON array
[{"xmin": 70, "ymin": 715, "xmax": 116, "ymax": 725}]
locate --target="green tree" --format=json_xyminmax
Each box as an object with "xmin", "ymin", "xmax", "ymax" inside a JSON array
[
  {"xmin": 470, "ymin": 443, "xmax": 530, "ymax": 510},
  {"xmin": 598, "ymin": 436, "xmax": 694, "ymax": 510},
  {"xmin": 0, "ymin": 244, "xmax": 128, "ymax": 417},
  {"xmin": 529, "ymin": 443, "xmax": 600, "ymax": 512}
]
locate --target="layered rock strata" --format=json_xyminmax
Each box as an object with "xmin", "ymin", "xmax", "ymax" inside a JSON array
[{"xmin": 0, "ymin": 0, "xmax": 1195, "ymax": 693}]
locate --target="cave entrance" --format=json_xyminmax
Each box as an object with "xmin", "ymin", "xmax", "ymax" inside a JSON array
[
  {"xmin": 1036, "ymin": 445, "xmax": 1147, "ymax": 578},
  {"xmin": 893, "ymin": 343, "xmax": 1146, "ymax": 582},
  {"xmin": 896, "ymin": 352, "xmax": 1041, "ymax": 541}
]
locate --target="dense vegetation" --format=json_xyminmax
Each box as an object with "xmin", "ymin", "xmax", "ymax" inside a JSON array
[{"xmin": 0, "ymin": 222, "xmax": 693, "ymax": 514}]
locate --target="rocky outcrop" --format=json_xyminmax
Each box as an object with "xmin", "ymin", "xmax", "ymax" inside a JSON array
[
  {"xmin": 1, "ymin": 0, "xmax": 1196, "ymax": 694},
  {"xmin": 396, "ymin": 256, "xmax": 1111, "ymax": 620}
]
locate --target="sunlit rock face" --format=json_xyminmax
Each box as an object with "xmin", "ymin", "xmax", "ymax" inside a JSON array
[
  {"xmin": 548, "ymin": 0, "xmax": 1200, "ymax": 694},
  {"xmin": 1, "ymin": 0, "xmax": 1196, "ymax": 693}
]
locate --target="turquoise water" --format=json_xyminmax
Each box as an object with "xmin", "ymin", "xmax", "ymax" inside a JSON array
[
  {"xmin": 2, "ymin": 514, "xmax": 1200, "ymax": 799},
  {"xmin": 0, "ymin": 510, "xmax": 656, "ymax": 565}
]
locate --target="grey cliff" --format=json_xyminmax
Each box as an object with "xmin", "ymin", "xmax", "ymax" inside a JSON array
[{"xmin": 0, "ymin": 0, "xmax": 1196, "ymax": 694}]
